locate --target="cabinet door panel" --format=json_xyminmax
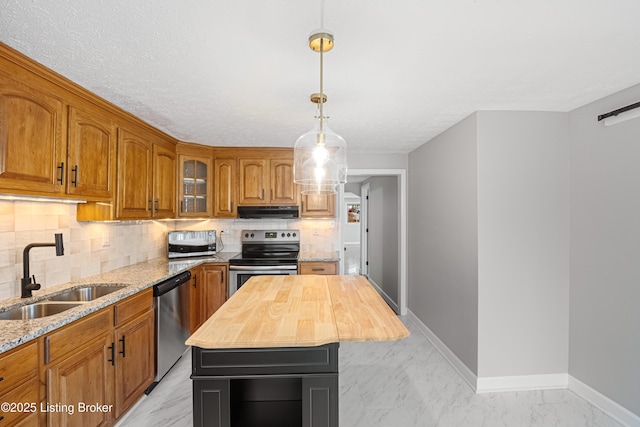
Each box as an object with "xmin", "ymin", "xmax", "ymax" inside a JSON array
[
  {"xmin": 238, "ymin": 158, "xmax": 267, "ymax": 205},
  {"xmin": 153, "ymin": 144, "xmax": 176, "ymax": 218},
  {"xmin": 0, "ymin": 74, "xmax": 65, "ymax": 194},
  {"xmin": 67, "ymin": 106, "xmax": 115, "ymax": 198},
  {"xmin": 214, "ymin": 158, "xmax": 236, "ymax": 218},
  {"xmin": 179, "ymin": 155, "xmax": 211, "ymax": 217},
  {"xmin": 201, "ymin": 265, "xmax": 226, "ymax": 322},
  {"xmin": 301, "ymin": 193, "xmax": 336, "ymax": 218},
  {"xmin": 270, "ymin": 159, "xmax": 297, "ymax": 204},
  {"xmin": 114, "ymin": 309, "xmax": 155, "ymax": 418},
  {"xmin": 46, "ymin": 335, "xmax": 114, "ymax": 427},
  {"xmin": 116, "ymin": 128, "xmax": 152, "ymax": 219}
]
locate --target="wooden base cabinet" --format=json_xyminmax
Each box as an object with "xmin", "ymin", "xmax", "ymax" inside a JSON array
[
  {"xmin": 40, "ymin": 289, "xmax": 155, "ymax": 427},
  {"xmin": 113, "ymin": 291, "xmax": 155, "ymax": 419},
  {"xmin": 46, "ymin": 334, "xmax": 115, "ymax": 427},
  {"xmin": 190, "ymin": 264, "xmax": 228, "ymax": 333},
  {"xmin": 298, "ymin": 261, "xmax": 338, "ymax": 275},
  {"xmin": 0, "ymin": 341, "xmax": 39, "ymax": 426}
]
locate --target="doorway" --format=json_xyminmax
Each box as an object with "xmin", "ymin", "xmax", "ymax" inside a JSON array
[{"xmin": 339, "ymin": 169, "xmax": 407, "ymax": 315}]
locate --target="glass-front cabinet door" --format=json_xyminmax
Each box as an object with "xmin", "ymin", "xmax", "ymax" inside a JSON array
[{"xmin": 179, "ymin": 155, "xmax": 211, "ymax": 217}]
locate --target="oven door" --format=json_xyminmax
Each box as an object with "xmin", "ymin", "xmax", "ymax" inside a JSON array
[{"xmin": 228, "ymin": 265, "xmax": 297, "ymax": 297}]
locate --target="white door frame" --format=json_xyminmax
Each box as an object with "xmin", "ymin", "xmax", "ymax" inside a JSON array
[
  {"xmin": 360, "ymin": 182, "xmax": 370, "ymax": 277},
  {"xmin": 338, "ymin": 168, "xmax": 407, "ymax": 316}
]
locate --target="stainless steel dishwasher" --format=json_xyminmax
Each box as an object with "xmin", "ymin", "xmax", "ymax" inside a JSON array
[{"xmin": 146, "ymin": 270, "xmax": 192, "ymax": 394}]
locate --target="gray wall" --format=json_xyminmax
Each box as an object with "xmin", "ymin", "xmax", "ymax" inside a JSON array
[
  {"xmin": 569, "ymin": 84, "xmax": 640, "ymax": 416},
  {"xmin": 408, "ymin": 113, "xmax": 479, "ymax": 374},
  {"xmin": 476, "ymin": 111, "xmax": 570, "ymax": 377},
  {"xmin": 365, "ymin": 176, "xmax": 399, "ymax": 305}
]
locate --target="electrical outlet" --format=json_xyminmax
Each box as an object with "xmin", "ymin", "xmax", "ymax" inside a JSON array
[{"xmin": 102, "ymin": 231, "xmax": 110, "ymax": 248}]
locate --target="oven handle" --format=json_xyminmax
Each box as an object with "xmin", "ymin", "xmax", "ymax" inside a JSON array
[{"xmin": 229, "ymin": 265, "xmax": 297, "ymax": 271}]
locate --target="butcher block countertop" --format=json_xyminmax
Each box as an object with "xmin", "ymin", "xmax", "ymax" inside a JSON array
[{"xmin": 186, "ymin": 275, "xmax": 409, "ymax": 349}]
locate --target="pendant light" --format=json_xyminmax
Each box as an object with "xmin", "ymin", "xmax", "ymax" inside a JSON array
[{"xmin": 294, "ymin": 5, "xmax": 347, "ymax": 195}]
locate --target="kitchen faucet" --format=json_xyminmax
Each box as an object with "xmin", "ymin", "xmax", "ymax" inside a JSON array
[{"xmin": 21, "ymin": 233, "xmax": 64, "ymax": 298}]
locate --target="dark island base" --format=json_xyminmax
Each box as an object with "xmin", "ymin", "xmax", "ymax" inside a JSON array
[{"xmin": 192, "ymin": 343, "xmax": 339, "ymax": 427}]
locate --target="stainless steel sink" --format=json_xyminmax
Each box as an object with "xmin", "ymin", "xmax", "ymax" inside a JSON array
[
  {"xmin": 0, "ymin": 302, "xmax": 82, "ymax": 321},
  {"xmin": 45, "ymin": 285, "xmax": 127, "ymax": 302}
]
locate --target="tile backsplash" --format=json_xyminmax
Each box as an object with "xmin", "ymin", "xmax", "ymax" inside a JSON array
[{"xmin": 0, "ymin": 200, "xmax": 338, "ymax": 300}]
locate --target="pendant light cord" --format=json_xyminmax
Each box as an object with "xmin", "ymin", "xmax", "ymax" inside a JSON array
[{"xmin": 318, "ymin": 0, "xmax": 326, "ymax": 136}]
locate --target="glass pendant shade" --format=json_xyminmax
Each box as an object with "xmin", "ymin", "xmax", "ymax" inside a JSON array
[{"xmin": 294, "ymin": 116, "xmax": 347, "ymax": 194}]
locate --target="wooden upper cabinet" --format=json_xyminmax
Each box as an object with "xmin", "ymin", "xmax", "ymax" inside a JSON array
[
  {"xmin": 214, "ymin": 157, "xmax": 237, "ymax": 218},
  {"xmin": 301, "ymin": 192, "xmax": 336, "ymax": 218},
  {"xmin": 238, "ymin": 157, "xmax": 268, "ymax": 205},
  {"xmin": 270, "ymin": 158, "xmax": 298, "ymax": 205},
  {"xmin": 178, "ymin": 154, "xmax": 211, "ymax": 217},
  {"xmin": 67, "ymin": 105, "xmax": 116, "ymax": 199},
  {"xmin": 0, "ymin": 72, "xmax": 66, "ymax": 195},
  {"xmin": 152, "ymin": 143, "xmax": 176, "ymax": 218},
  {"xmin": 116, "ymin": 126, "xmax": 176, "ymax": 220},
  {"xmin": 116, "ymin": 127, "xmax": 153, "ymax": 219},
  {"xmin": 237, "ymin": 155, "xmax": 297, "ymax": 206}
]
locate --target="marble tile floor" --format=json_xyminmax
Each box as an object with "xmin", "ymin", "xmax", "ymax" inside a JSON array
[{"xmin": 117, "ymin": 317, "xmax": 623, "ymax": 427}]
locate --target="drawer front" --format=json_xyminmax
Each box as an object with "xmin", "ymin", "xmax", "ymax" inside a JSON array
[
  {"xmin": 299, "ymin": 262, "xmax": 337, "ymax": 275},
  {"xmin": 193, "ymin": 343, "xmax": 338, "ymax": 376},
  {"xmin": 115, "ymin": 288, "xmax": 153, "ymax": 326},
  {"xmin": 0, "ymin": 376, "xmax": 39, "ymax": 425},
  {"xmin": 45, "ymin": 308, "xmax": 112, "ymax": 365},
  {"xmin": 0, "ymin": 341, "xmax": 38, "ymax": 391}
]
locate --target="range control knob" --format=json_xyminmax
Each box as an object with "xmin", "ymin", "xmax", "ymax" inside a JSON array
[
  {"xmin": 281, "ymin": 233, "xmax": 285, "ymax": 237},
  {"xmin": 250, "ymin": 233, "xmax": 255, "ymax": 238},
  {"xmin": 293, "ymin": 232, "xmax": 297, "ymax": 237},
  {"xmin": 244, "ymin": 233, "xmax": 249, "ymax": 238},
  {"xmin": 287, "ymin": 233, "xmax": 291, "ymax": 237}
]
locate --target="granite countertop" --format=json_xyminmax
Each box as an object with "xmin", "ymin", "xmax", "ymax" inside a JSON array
[
  {"xmin": 0, "ymin": 252, "xmax": 238, "ymax": 354},
  {"xmin": 298, "ymin": 251, "xmax": 340, "ymax": 262}
]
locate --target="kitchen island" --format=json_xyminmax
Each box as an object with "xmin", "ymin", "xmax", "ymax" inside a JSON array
[{"xmin": 186, "ymin": 274, "xmax": 409, "ymax": 427}]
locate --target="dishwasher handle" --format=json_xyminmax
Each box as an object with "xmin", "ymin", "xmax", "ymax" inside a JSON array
[{"xmin": 153, "ymin": 271, "xmax": 192, "ymax": 297}]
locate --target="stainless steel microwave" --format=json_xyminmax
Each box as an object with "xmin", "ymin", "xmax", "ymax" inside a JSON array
[{"xmin": 167, "ymin": 230, "xmax": 216, "ymax": 259}]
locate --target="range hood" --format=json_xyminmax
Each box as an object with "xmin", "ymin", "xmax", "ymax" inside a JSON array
[{"xmin": 237, "ymin": 206, "xmax": 299, "ymax": 219}]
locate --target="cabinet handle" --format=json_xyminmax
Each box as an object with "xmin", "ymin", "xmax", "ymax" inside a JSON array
[
  {"xmin": 108, "ymin": 342, "xmax": 115, "ymax": 366},
  {"xmin": 230, "ymin": 201, "xmax": 234, "ymax": 212},
  {"xmin": 193, "ymin": 276, "xmax": 197, "ymax": 288},
  {"xmin": 155, "ymin": 199, "xmax": 159, "ymax": 212},
  {"xmin": 148, "ymin": 199, "xmax": 153, "ymax": 211},
  {"xmin": 261, "ymin": 189, "xmax": 265, "ymax": 200},
  {"xmin": 44, "ymin": 336, "xmax": 50, "ymax": 365},
  {"xmin": 180, "ymin": 200, "xmax": 184, "ymax": 213},
  {"xmin": 71, "ymin": 165, "xmax": 79, "ymax": 187},
  {"xmin": 312, "ymin": 268, "xmax": 325, "ymax": 272},
  {"xmin": 222, "ymin": 270, "xmax": 224, "ymax": 282},
  {"xmin": 119, "ymin": 335, "xmax": 126, "ymax": 358},
  {"xmin": 270, "ymin": 189, "xmax": 273, "ymax": 200},
  {"xmin": 57, "ymin": 162, "xmax": 65, "ymax": 185}
]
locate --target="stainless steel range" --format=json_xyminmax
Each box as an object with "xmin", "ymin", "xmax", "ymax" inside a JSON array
[{"xmin": 228, "ymin": 229, "xmax": 300, "ymax": 297}]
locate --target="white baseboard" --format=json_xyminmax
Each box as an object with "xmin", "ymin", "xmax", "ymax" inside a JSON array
[
  {"xmin": 368, "ymin": 277, "xmax": 399, "ymax": 314},
  {"xmin": 569, "ymin": 376, "xmax": 640, "ymax": 427},
  {"xmin": 476, "ymin": 373, "xmax": 568, "ymax": 393},
  {"xmin": 406, "ymin": 310, "xmax": 478, "ymax": 391},
  {"xmin": 405, "ymin": 310, "xmax": 640, "ymax": 426}
]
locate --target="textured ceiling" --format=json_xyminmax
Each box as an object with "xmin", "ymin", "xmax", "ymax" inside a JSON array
[{"xmin": 1, "ymin": 0, "xmax": 640, "ymax": 153}]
